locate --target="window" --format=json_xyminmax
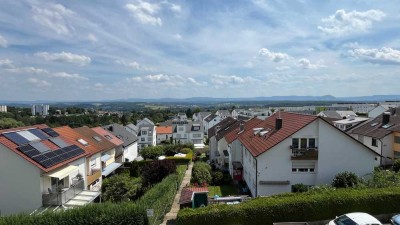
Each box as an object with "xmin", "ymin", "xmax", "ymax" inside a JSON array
[
  {"xmin": 372, "ymin": 138, "xmax": 378, "ymax": 147},
  {"xmin": 141, "ymin": 137, "xmax": 145, "ymax": 142},
  {"xmin": 178, "ymin": 126, "xmax": 184, "ymax": 132},
  {"xmin": 142, "ymin": 130, "xmax": 147, "ymax": 135},
  {"xmin": 93, "ymin": 136, "xmax": 102, "ymax": 142},
  {"xmin": 105, "ymin": 135, "xmax": 112, "ymax": 140},
  {"xmin": 176, "ymin": 134, "xmax": 181, "ymax": 138},
  {"xmin": 300, "ymin": 138, "xmax": 307, "ymax": 148},
  {"xmin": 148, "ymin": 131, "xmax": 152, "ymax": 135},
  {"xmin": 193, "ymin": 133, "xmax": 201, "ymax": 138},
  {"xmin": 309, "ymin": 138, "xmax": 316, "ymax": 148},
  {"xmin": 90, "ymin": 158, "xmax": 96, "ymax": 168},
  {"xmin": 292, "ymin": 138, "xmax": 299, "ymax": 148},
  {"xmin": 395, "ymin": 136, "xmax": 400, "ymax": 144},
  {"xmin": 292, "ymin": 162, "xmax": 315, "ymax": 173}
]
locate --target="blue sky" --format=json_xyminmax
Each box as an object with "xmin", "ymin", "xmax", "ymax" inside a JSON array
[{"xmin": 0, "ymin": 0, "xmax": 399, "ymax": 101}]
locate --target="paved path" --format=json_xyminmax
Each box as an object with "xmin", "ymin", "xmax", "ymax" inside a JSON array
[{"xmin": 160, "ymin": 162, "xmax": 193, "ymax": 225}]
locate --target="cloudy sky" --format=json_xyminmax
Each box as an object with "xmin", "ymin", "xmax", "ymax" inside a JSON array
[{"xmin": 0, "ymin": 0, "xmax": 399, "ymax": 101}]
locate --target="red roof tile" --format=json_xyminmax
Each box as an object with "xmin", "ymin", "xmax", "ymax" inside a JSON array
[
  {"xmin": 92, "ymin": 127, "xmax": 124, "ymax": 146},
  {"xmin": 239, "ymin": 112, "xmax": 317, "ymax": 157},
  {"xmin": 0, "ymin": 125, "xmax": 88, "ymax": 172},
  {"xmin": 156, "ymin": 126, "xmax": 173, "ymax": 134},
  {"xmin": 225, "ymin": 117, "xmax": 264, "ymax": 144}
]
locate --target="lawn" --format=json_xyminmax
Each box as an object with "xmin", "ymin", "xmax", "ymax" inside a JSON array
[{"xmin": 208, "ymin": 184, "xmax": 238, "ymax": 197}]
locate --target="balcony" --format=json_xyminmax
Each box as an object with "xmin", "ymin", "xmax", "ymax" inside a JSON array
[
  {"xmin": 87, "ymin": 169, "xmax": 101, "ymax": 186},
  {"xmin": 290, "ymin": 146, "xmax": 318, "ymax": 160},
  {"xmin": 42, "ymin": 179, "xmax": 85, "ymax": 206}
]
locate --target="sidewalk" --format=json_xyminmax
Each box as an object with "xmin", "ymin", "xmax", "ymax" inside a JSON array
[{"xmin": 160, "ymin": 162, "xmax": 193, "ymax": 225}]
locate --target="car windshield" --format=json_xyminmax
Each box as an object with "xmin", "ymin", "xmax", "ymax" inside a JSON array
[{"xmin": 334, "ymin": 215, "xmax": 357, "ymax": 225}]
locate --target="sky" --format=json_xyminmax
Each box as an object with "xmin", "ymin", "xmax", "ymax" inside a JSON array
[{"xmin": 0, "ymin": 0, "xmax": 399, "ymax": 101}]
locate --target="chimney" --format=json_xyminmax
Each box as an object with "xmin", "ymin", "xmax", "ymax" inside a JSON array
[
  {"xmin": 275, "ymin": 118, "xmax": 283, "ymax": 130},
  {"xmin": 239, "ymin": 121, "xmax": 244, "ymax": 132},
  {"xmin": 108, "ymin": 126, "xmax": 114, "ymax": 132},
  {"xmin": 382, "ymin": 112, "xmax": 390, "ymax": 125}
]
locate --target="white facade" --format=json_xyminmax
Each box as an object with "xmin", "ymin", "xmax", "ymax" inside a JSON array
[
  {"xmin": 350, "ymin": 133, "xmax": 393, "ymax": 166},
  {"xmin": 204, "ymin": 115, "xmax": 222, "ymax": 136},
  {"xmin": 172, "ymin": 122, "xmax": 204, "ymax": 144},
  {"xmin": 228, "ymin": 139, "xmax": 243, "ymax": 177},
  {"xmin": 240, "ymin": 119, "xmax": 378, "ymax": 197},
  {"xmin": 157, "ymin": 133, "xmax": 173, "ymax": 144},
  {"xmin": 0, "ymin": 105, "xmax": 7, "ymax": 112},
  {"xmin": 138, "ymin": 127, "xmax": 157, "ymax": 149},
  {"xmin": 333, "ymin": 116, "xmax": 369, "ymax": 131},
  {"xmin": 32, "ymin": 104, "xmax": 50, "ymax": 116},
  {"xmin": 124, "ymin": 142, "xmax": 138, "ymax": 162}
]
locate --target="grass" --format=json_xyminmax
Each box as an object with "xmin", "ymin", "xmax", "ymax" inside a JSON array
[{"xmin": 208, "ymin": 184, "xmax": 238, "ymax": 197}]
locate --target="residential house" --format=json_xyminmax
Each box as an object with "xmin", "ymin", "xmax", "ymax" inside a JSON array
[
  {"xmin": 156, "ymin": 125, "xmax": 173, "ymax": 144},
  {"xmin": 237, "ymin": 112, "xmax": 379, "ymax": 197},
  {"xmin": 0, "ymin": 125, "xmax": 95, "ymax": 215},
  {"xmin": 125, "ymin": 123, "xmax": 139, "ymax": 135},
  {"xmin": 192, "ymin": 111, "xmax": 212, "ymax": 122},
  {"xmin": 172, "ymin": 121, "xmax": 204, "ymax": 145},
  {"xmin": 203, "ymin": 114, "xmax": 222, "ymax": 136},
  {"xmin": 333, "ymin": 115, "xmax": 369, "ymax": 131},
  {"xmin": 349, "ymin": 108, "xmax": 400, "ymax": 165},
  {"xmin": 136, "ymin": 118, "xmax": 157, "ymax": 149},
  {"xmin": 368, "ymin": 105, "xmax": 394, "ymax": 118},
  {"xmin": 216, "ymin": 110, "xmax": 231, "ymax": 119},
  {"xmin": 103, "ymin": 123, "xmax": 139, "ymax": 162},
  {"xmin": 208, "ymin": 117, "xmax": 237, "ymax": 166},
  {"xmin": 330, "ymin": 103, "xmax": 376, "ymax": 114},
  {"xmin": 92, "ymin": 127, "xmax": 124, "ymax": 163},
  {"xmin": 176, "ymin": 113, "xmax": 188, "ymax": 121},
  {"xmin": 317, "ymin": 110, "xmax": 357, "ymax": 119}
]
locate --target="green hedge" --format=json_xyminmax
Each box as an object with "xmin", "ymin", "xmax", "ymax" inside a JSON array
[{"xmin": 176, "ymin": 187, "xmax": 400, "ymax": 225}]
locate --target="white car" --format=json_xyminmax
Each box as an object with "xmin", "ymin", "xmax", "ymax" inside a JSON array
[{"xmin": 328, "ymin": 212, "xmax": 381, "ymax": 225}]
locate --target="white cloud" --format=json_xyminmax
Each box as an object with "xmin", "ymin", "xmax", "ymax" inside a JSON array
[
  {"xmin": 173, "ymin": 33, "xmax": 182, "ymax": 40},
  {"xmin": 169, "ymin": 3, "xmax": 181, "ymax": 13},
  {"xmin": 144, "ymin": 74, "xmax": 170, "ymax": 82},
  {"xmin": 318, "ymin": 9, "xmax": 385, "ymax": 36},
  {"xmin": 87, "ymin": 33, "xmax": 98, "ymax": 42},
  {"xmin": 116, "ymin": 59, "xmax": 140, "ymax": 69},
  {"xmin": 258, "ymin": 48, "xmax": 290, "ymax": 62},
  {"xmin": 297, "ymin": 58, "xmax": 321, "ymax": 69},
  {"xmin": 35, "ymin": 51, "xmax": 91, "ymax": 66},
  {"xmin": 275, "ymin": 66, "xmax": 290, "ymax": 71},
  {"xmin": 125, "ymin": 1, "xmax": 163, "ymax": 26},
  {"xmin": 350, "ymin": 47, "xmax": 400, "ymax": 65},
  {"xmin": 0, "ymin": 35, "xmax": 8, "ymax": 47},
  {"xmin": 244, "ymin": 61, "xmax": 254, "ymax": 68},
  {"xmin": 32, "ymin": 4, "xmax": 75, "ymax": 35},
  {"xmin": 6, "ymin": 66, "xmax": 49, "ymax": 75},
  {"xmin": 52, "ymin": 72, "xmax": 88, "ymax": 80},
  {"xmin": 94, "ymin": 83, "xmax": 104, "ymax": 88},
  {"xmin": 127, "ymin": 74, "xmax": 204, "ymax": 87},
  {"xmin": 28, "ymin": 78, "xmax": 51, "ymax": 87},
  {"xmin": 0, "ymin": 59, "xmax": 13, "ymax": 68},
  {"xmin": 211, "ymin": 75, "xmax": 258, "ymax": 85}
]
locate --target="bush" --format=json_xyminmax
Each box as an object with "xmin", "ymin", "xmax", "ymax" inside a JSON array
[
  {"xmin": 191, "ymin": 162, "xmax": 212, "ymax": 185},
  {"xmin": 212, "ymin": 171, "xmax": 224, "ymax": 185},
  {"xmin": 363, "ymin": 169, "xmax": 400, "ymax": 188},
  {"xmin": 180, "ymin": 148, "xmax": 192, "ymax": 154},
  {"xmin": 141, "ymin": 160, "xmax": 177, "ymax": 187},
  {"xmin": 394, "ymin": 159, "xmax": 400, "ymax": 172},
  {"xmin": 102, "ymin": 174, "xmax": 143, "ymax": 202},
  {"xmin": 140, "ymin": 146, "xmax": 165, "ymax": 160},
  {"xmin": 176, "ymin": 187, "xmax": 400, "ymax": 225},
  {"xmin": 291, "ymin": 183, "xmax": 308, "ymax": 193},
  {"xmin": 332, "ymin": 171, "xmax": 360, "ymax": 188}
]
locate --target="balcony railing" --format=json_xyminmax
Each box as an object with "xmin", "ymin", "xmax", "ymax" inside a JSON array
[
  {"xmin": 42, "ymin": 179, "xmax": 84, "ymax": 206},
  {"xmin": 290, "ymin": 146, "xmax": 318, "ymax": 160},
  {"xmin": 87, "ymin": 169, "xmax": 101, "ymax": 186}
]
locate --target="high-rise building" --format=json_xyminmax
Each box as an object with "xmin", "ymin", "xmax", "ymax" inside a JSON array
[
  {"xmin": 0, "ymin": 105, "xmax": 7, "ymax": 112},
  {"xmin": 31, "ymin": 104, "xmax": 49, "ymax": 116}
]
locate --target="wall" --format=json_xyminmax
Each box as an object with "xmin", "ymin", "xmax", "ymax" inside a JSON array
[
  {"xmin": 124, "ymin": 142, "xmax": 138, "ymax": 162},
  {"xmin": 209, "ymin": 136, "xmax": 217, "ymax": 162},
  {"xmin": 0, "ymin": 145, "xmax": 42, "ymax": 216},
  {"xmin": 394, "ymin": 132, "xmax": 400, "ymax": 159},
  {"xmin": 157, "ymin": 133, "xmax": 172, "ymax": 144},
  {"xmin": 351, "ymin": 133, "xmax": 392, "ymax": 166},
  {"xmin": 217, "ymin": 138, "xmax": 228, "ymax": 166},
  {"xmin": 242, "ymin": 145, "xmax": 257, "ymax": 197},
  {"xmin": 105, "ymin": 148, "xmax": 116, "ymax": 167},
  {"xmin": 228, "ymin": 139, "xmax": 243, "ymax": 177}
]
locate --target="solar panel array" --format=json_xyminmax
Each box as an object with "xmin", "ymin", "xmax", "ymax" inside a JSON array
[
  {"xmin": 17, "ymin": 144, "xmax": 85, "ymax": 169},
  {"xmin": 3, "ymin": 132, "xmax": 30, "ymax": 145},
  {"xmin": 41, "ymin": 128, "xmax": 59, "ymax": 137},
  {"xmin": 29, "ymin": 129, "xmax": 50, "ymax": 140}
]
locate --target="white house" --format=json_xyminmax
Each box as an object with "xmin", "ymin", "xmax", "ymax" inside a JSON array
[
  {"xmin": 0, "ymin": 125, "xmax": 99, "ymax": 215},
  {"xmin": 193, "ymin": 112, "xmax": 212, "ymax": 122},
  {"xmin": 136, "ymin": 118, "xmax": 157, "ymax": 149},
  {"xmin": 333, "ymin": 115, "xmax": 369, "ymax": 131},
  {"xmin": 317, "ymin": 110, "xmax": 357, "ymax": 119},
  {"xmin": 368, "ymin": 105, "xmax": 393, "ymax": 118},
  {"xmin": 216, "ymin": 110, "xmax": 231, "ymax": 119},
  {"xmin": 204, "ymin": 114, "xmax": 222, "ymax": 136},
  {"xmin": 172, "ymin": 121, "xmax": 204, "ymax": 145},
  {"xmin": 237, "ymin": 112, "xmax": 379, "ymax": 197},
  {"xmin": 208, "ymin": 117, "xmax": 237, "ymax": 165},
  {"xmin": 103, "ymin": 123, "xmax": 139, "ymax": 162},
  {"xmin": 156, "ymin": 125, "xmax": 173, "ymax": 144},
  {"xmin": 0, "ymin": 105, "xmax": 7, "ymax": 112}
]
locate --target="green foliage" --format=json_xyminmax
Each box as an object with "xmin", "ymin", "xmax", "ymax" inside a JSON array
[
  {"xmin": 191, "ymin": 162, "xmax": 212, "ymax": 185},
  {"xmin": 141, "ymin": 160, "xmax": 177, "ymax": 187},
  {"xmin": 212, "ymin": 171, "xmax": 224, "ymax": 185},
  {"xmin": 393, "ymin": 159, "xmax": 400, "ymax": 173},
  {"xmin": 176, "ymin": 187, "xmax": 400, "ymax": 225},
  {"xmin": 180, "ymin": 148, "xmax": 191, "ymax": 154},
  {"xmin": 362, "ymin": 169, "xmax": 400, "ymax": 188},
  {"xmin": 0, "ymin": 118, "xmax": 24, "ymax": 129},
  {"xmin": 102, "ymin": 173, "xmax": 142, "ymax": 202},
  {"xmin": 140, "ymin": 146, "xmax": 165, "ymax": 160},
  {"xmin": 291, "ymin": 183, "xmax": 308, "ymax": 193},
  {"xmin": 332, "ymin": 171, "xmax": 360, "ymax": 188}
]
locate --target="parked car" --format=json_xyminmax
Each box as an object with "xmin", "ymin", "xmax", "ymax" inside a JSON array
[
  {"xmin": 391, "ymin": 214, "xmax": 400, "ymax": 225},
  {"xmin": 328, "ymin": 212, "xmax": 381, "ymax": 225}
]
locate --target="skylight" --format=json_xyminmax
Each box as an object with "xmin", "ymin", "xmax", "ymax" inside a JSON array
[
  {"xmin": 382, "ymin": 124, "xmax": 393, "ymax": 129},
  {"xmin": 93, "ymin": 136, "xmax": 102, "ymax": 142},
  {"xmin": 77, "ymin": 138, "xmax": 89, "ymax": 146},
  {"xmin": 371, "ymin": 122, "xmax": 378, "ymax": 127}
]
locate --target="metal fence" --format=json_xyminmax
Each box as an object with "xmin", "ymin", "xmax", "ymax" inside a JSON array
[{"xmin": 42, "ymin": 179, "xmax": 84, "ymax": 206}]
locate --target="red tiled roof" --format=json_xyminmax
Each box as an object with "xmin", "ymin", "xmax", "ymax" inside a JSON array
[
  {"xmin": 0, "ymin": 125, "xmax": 88, "ymax": 172},
  {"xmin": 54, "ymin": 126, "xmax": 102, "ymax": 157},
  {"xmin": 92, "ymin": 127, "xmax": 124, "ymax": 146},
  {"xmin": 179, "ymin": 187, "xmax": 209, "ymax": 204},
  {"xmin": 225, "ymin": 117, "xmax": 264, "ymax": 144},
  {"xmin": 74, "ymin": 126, "xmax": 116, "ymax": 152},
  {"xmin": 156, "ymin": 126, "xmax": 173, "ymax": 134},
  {"xmin": 239, "ymin": 112, "xmax": 317, "ymax": 157}
]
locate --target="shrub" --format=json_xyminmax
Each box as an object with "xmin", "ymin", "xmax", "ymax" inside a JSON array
[
  {"xmin": 180, "ymin": 148, "xmax": 192, "ymax": 154},
  {"xmin": 212, "ymin": 171, "xmax": 224, "ymax": 185},
  {"xmin": 291, "ymin": 183, "xmax": 308, "ymax": 193},
  {"xmin": 332, "ymin": 171, "xmax": 360, "ymax": 188},
  {"xmin": 141, "ymin": 160, "xmax": 177, "ymax": 187},
  {"xmin": 140, "ymin": 146, "xmax": 165, "ymax": 160},
  {"xmin": 222, "ymin": 173, "xmax": 233, "ymax": 184},
  {"xmin": 363, "ymin": 169, "xmax": 400, "ymax": 188},
  {"xmin": 394, "ymin": 159, "xmax": 400, "ymax": 172},
  {"xmin": 102, "ymin": 173, "xmax": 142, "ymax": 202},
  {"xmin": 191, "ymin": 162, "xmax": 212, "ymax": 185},
  {"xmin": 176, "ymin": 187, "xmax": 400, "ymax": 225}
]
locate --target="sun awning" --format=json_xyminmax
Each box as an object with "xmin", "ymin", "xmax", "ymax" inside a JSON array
[
  {"xmin": 46, "ymin": 165, "xmax": 78, "ymax": 180},
  {"xmin": 100, "ymin": 154, "xmax": 111, "ymax": 162},
  {"xmin": 102, "ymin": 162, "xmax": 122, "ymax": 176}
]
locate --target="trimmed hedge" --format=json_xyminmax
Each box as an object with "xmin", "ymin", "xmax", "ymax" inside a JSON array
[{"xmin": 176, "ymin": 187, "xmax": 400, "ymax": 225}]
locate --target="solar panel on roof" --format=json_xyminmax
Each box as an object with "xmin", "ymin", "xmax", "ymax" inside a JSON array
[
  {"xmin": 29, "ymin": 129, "xmax": 49, "ymax": 140},
  {"xmin": 30, "ymin": 142, "xmax": 50, "ymax": 153},
  {"xmin": 49, "ymin": 137, "xmax": 69, "ymax": 148},
  {"xmin": 39, "ymin": 158, "xmax": 57, "ymax": 168},
  {"xmin": 17, "ymin": 130, "xmax": 40, "ymax": 142},
  {"xmin": 3, "ymin": 132, "xmax": 30, "ymax": 146},
  {"xmin": 43, "ymin": 151, "xmax": 57, "ymax": 159},
  {"xmin": 18, "ymin": 145, "xmax": 42, "ymax": 158},
  {"xmin": 41, "ymin": 128, "xmax": 59, "ymax": 137}
]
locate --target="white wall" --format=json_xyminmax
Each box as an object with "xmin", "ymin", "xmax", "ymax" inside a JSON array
[
  {"xmin": 0, "ymin": 145, "xmax": 42, "ymax": 215},
  {"xmin": 217, "ymin": 138, "xmax": 228, "ymax": 166},
  {"xmin": 368, "ymin": 106, "xmax": 386, "ymax": 118},
  {"xmin": 157, "ymin": 133, "xmax": 172, "ymax": 144},
  {"xmin": 209, "ymin": 136, "xmax": 218, "ymax": 162},
  {"xmin": 351, "ymin": 134, "xmax": 392, "ymax": 166},
  {"xmin": 124, "ymin": 142, "xmax": 138, "ymax": 162},
  {"xmin": 242, "ymin": 145, "xmax": 257, "ymax": 197}
]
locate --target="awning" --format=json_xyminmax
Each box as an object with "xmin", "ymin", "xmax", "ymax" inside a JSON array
[
  {"xmin": 102, "ymin": 162, "xmax": 122, "ymax": 176},
  {"xmin": 46, "ymin": 165, "xmax": 78, "ymax": 180},
  {"xmin": 100, "ymin": 154, "xmax": 111, "ymax": 162}
]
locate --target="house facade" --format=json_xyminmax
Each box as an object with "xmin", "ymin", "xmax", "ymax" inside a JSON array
[
  {"xmin": 207, "ymin": 117, "xmax": 237, "ymax": 166},
  {"xmin": 172, "ymin": 121, "xmax": 204, "ymax": 144},
  {"xmin": 156, "ymin": 125, "xmax": 173, "ymax": 144},
  {"xmin": 216, "ymin": 110, "xmax": 231, "ymax": 119},
  {"xmin": 204, "ymin": 114, "xmax": 222, "ymax": 136},
  {"xmin": 103, "ymin": 123, "xmax": 138, "ymax": 162},
  {"xmin": 137, "ymin": 118, "xmax": 157, "ymax": 149}
]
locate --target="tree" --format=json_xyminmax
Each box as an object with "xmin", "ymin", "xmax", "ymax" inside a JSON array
[
  {"xmin": 394, "ymin": 159, "xmax": 400, "ymax": 173},
  {"xmin": 102, "ymin": 174, "xmax": 142, "ymax": 202},
  {"xmin": 332, "ymin": 171, "xmax": 360, "ymax": 188},
  {"xmin": 186, "ymin": 108, "xmax": 193, "ymax": 118},
  {"xmin": 0, "ymin": 118, "xmax": 24, "ymax": 129},
  {"xmin": 191, "ymin": 162, "xmax": 212, "ymax": 185},
  {"xmin": 140, "ymin": 146, "xmax": 165, "ymax": 160},
  {"xmin": 193, "ymin": 107, "xmax": 201, "ymax": 114},
  {"xmin": 212, "ymin": 171, "xmax": 224, "ymax": 185},
  {"xmin": 121, "ymin": 113, "xmax": 129, "ymax": 126},
  {"xmin": 141, "ymin": 160, "xmax": 176, "ymax": 187}
]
